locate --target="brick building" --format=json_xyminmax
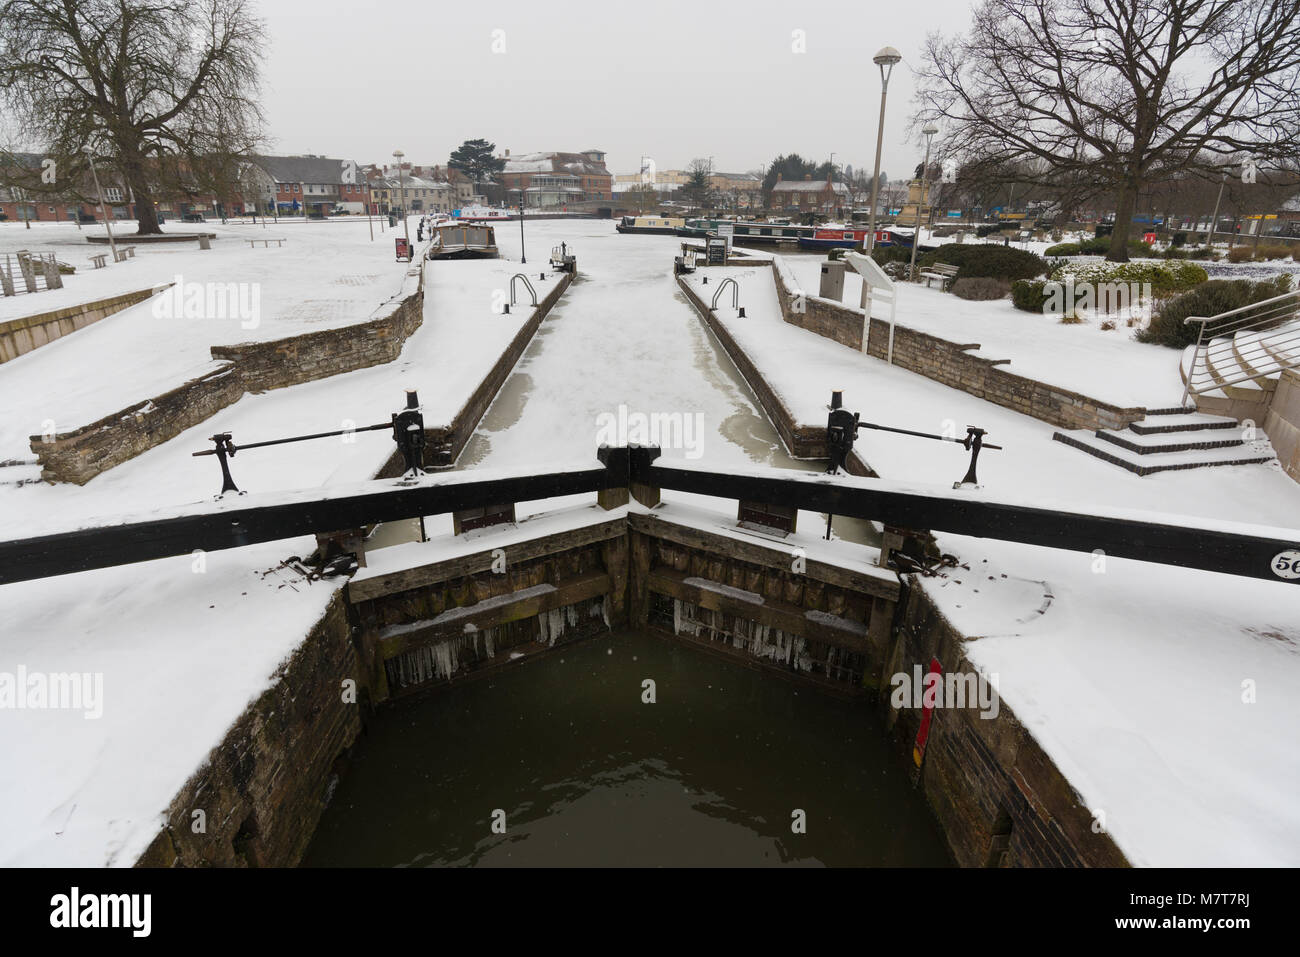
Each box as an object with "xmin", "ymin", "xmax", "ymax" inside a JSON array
[
  {"xmin": 500, "ymin": 149, "xmax": 612, "ymax": 208},
  {"xmin": 246, "ymin": 155, "xmax": 369, "ymax": 216},
  {"xmin": 771, "ymin": 174, "xmax": 851, "ymax": 216}
]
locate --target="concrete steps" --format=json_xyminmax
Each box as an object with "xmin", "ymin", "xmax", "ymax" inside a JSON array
[{"xmin": 1052, "ymin": 408, "xmax": 1275, "ymax": 476}]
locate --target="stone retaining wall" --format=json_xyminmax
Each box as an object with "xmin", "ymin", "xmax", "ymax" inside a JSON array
[
  {"xmin": 32, "ymin": 267, "xmax": 425, "ymax": 485},
  {"xmin": 134, "ymin": 590, "xmax": 360, "ymax": 867},
  {"xmin": 1264, "ymin": 368, "xmax": 1300, "ymax": 483},
  {"xmin": 865, "ymin": 316, "xmax": 1145, "ymax": 431},
  {"xmin": 767, "ymin": 254, "xmax": 1146, "ymax": 432},
  {"xmin": 436, "ymin": 269, "xmax": 573, "ymax": 464},
  {"xmin": 676, "ymin": 270, "xmax": 826, "ymax": 458},
  {"xmin": 769, "ymin": 258, "xmax": 865, "ymax": 350},
  {"xmin": 886, "ymin": 584, "xmax": 1129, "ymax": 867},
  {"xmin": 0, "ymin": 284, "xmax": 168, "ymax": 364}
]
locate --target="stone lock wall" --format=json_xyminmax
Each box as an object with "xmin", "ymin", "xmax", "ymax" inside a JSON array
[
  {"xmin": 885, "ymin": 584, "xmax": 1129, "ymax": 867},
  {"xmin": 768, "ymin": 254, "xmax": 1146, "ymax": 433},
  {"xmin": 864, "ymin": 317, "xmax": 1146, "ymax": 432},
  {"xmin": 676, "ymin": 269, "xmax": 827, "ymax": 459},
  {"xmin": 0, "ymin": 284, "xmax": 168, "ymax": 364},
  {"xmin": 135, "ymin": 590, "xmax": 360, "ymax": 868},
  {"xmin": 32, "ymin": 270, "xmax": 426, "ymax": 485},
  {"xmin": 769, "ymin": 258, "xmax": 865, "ymax": 351}
]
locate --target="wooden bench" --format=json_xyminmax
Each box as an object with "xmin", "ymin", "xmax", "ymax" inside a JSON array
[
  {"xmin": 919, "ymin": 262, "xmax": 959, "ymax": 290},
  {"xmin": 247, "ymin": 238, "xmax": 286, "ymax": 248},
  {"xmin": 113, "ymin": 246, "xmax": 135, "ymax": 263},
  {"xmin": 88, "ymin": 253, "xmax": 108, "ymax": 269}
]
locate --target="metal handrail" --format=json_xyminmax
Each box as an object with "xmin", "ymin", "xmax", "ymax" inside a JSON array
[
  {"xmin": 710, "ymin": 277, "xmax": 739, "ymax": 311},
  {"xmin": 1180, "ymin": 290, "xmax": 1300, "ymax": 404},
  {"xmin": 509, "ymin": 273, "xmax": 538, "ymax": 307},
  {"xmin": 1184, "ymin": 289, "xmax": 1300, "ymax": 326}
]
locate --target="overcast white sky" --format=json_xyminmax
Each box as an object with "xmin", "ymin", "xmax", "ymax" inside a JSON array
[{"xmin": 258, "ymin": 0, "xmax": 975, "ymax": 178}]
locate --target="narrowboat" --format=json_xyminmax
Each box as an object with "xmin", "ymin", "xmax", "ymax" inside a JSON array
[
  {"xmin": 798, "ymin": 224, "xmax": 873, "ymax": 250},
  {"xmin": 675, "ymin": 217, "xmax": 734, "ymax": 238},
  {"xmin": 453, "ymin": 204, "xmax": 512, "ymax": 222},
  {"xmin": 616, "ymin": 215, "xmax": 686, "ymax": 235},
  {"xmin": 727, "ymin": 220, "xmax": 815, "ymax": 245},
  {"xmin": 868, "ymin": 227, "xmax": 936, "ymax": 252},
  {"xmin": 429, "ymin": 222, "xmax": 499, "ymax": 260}
]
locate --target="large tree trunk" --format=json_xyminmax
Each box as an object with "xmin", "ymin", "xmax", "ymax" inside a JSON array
[
  {"xmin": 1107, "ymin": 181, "xmax": 1139, "ymax": 262},
  {"xmin": 120, "ymin": 144, "xmax": 162, "ymax": 235}
]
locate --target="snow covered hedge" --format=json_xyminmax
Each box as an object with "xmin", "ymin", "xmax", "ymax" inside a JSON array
[
  {"xmin": 918, "ymin": 243, "xmax": 1049, "ymax": 282},
  {"xmin": 1137, "ymin": 275, "xmax": 1295, "ymax": 349},
  {"xmin": 1050, "ymin": 259, "xmax": 1208, "ymax": 295}
]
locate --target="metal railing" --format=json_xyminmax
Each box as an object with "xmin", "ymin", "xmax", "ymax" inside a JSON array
[
  {"xmin": 1181, "ymin": 289, "xmax": 1300, "ymax": 405},
  {"xmin": 710, "ymin": 276, "xmax": 740, "ymax": 312},
  {"xmin": 0, "ymin": 251, "xmax": 64, "ymax": 297},
  {"xmin": 508, "ymin": 273, "xmax": 538, "ymax": 307}
]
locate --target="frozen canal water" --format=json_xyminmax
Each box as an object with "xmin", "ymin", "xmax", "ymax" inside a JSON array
[
  {"xmin": 452, "ymin": 218, "xmax": 877, "ymax": 543},
  {"xmin": 463, "ymin": 218, "xmax": 805, "ymax": 472}
]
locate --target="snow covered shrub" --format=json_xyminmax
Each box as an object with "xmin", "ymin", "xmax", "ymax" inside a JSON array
[
  {"xmin": 951, "ymin": 277, "xmax": 1011, "ymax": 300},
  {"xmin": 1100, "ymin": 320, "xmax": 1117, "ymax": 330},
  {"xmin": 1010, "ymin": 279, "xmax": 1051, "ymax": 312},
  {"xmin": 1227, "ymin": 246, "xmax": 1254, "ymax": 263},
  {"xmin": 1076, "ymin": 236, "xmax": 1156, "ymax": 258},
  {"xmin": 1256, "ymin": 244, "xmax": 1292, "ymax": 261},
  {"xmin": 1044, "ymin": 241, "xmax": 1082, "ymax": 256},
  {"xmin": 1171, "ymin": 232, "xmax": 1188, "ymax": 247},
  {"xmin": 919, "ymin": 243, "xmax": 1048, "ymax": 282},
  {"xmin": 1050, "ymin": 259, "xmax": 1207, "ymax": 296},
  {"xmin": 1137, "ymin": 277, "xmax": 1292, "ymax": 349}
]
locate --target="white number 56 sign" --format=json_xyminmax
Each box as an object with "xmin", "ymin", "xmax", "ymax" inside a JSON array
[{"xmin": 1272, "ymin": 550, "xmax": 1300, "ymax": 580}]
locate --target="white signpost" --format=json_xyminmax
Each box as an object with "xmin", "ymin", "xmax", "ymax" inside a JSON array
[{"xmin": 842, "ymin": 250, "xmax": 898, "ymax": 364}]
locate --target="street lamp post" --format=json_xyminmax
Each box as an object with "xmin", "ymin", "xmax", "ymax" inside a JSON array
[
  {"xmin": 514, "ymin": 188, "xmax": 527, "ymax": 263},
  {"xmin": 393, "ymin": 150, "xmax": 409, "ymax": 245},
  {"xmin": 908, "ymin": 124, "xmax": 939, "ymax": 281},
  {"xmin": 829, "ymin": 152, "xmax": 836, "ymax": 218},
  {"xmin": 81, "ymin": 147, "xmax": 118, "ymax": 262},
  {"xmin": 865, "ymin": 46, "xmax": 902, "ymax": 253}
]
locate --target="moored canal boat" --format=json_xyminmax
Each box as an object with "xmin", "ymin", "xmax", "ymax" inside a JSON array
[
  {"xmin": 429, "ymin": 222, "xmax": 500, "ymax": 260},
  {"xmin": 798, "ymin": 224, "xmax": 873, "ymax": 250},
  {"xmin": 616, "ymin": 215, "xmax": 686, "ymax": 235}
]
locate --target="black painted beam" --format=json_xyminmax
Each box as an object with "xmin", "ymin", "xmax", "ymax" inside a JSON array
[
  {"xmin": 0, "ymin": 463, "xmax": 614, "ymax": 585},
  {"xmin": 1, "ymin": 447, "xmax": 1297, "ymax": 587},
  {"xmin": 635, "ymin": 456, "xmax": 1300, "ymax": 585}
]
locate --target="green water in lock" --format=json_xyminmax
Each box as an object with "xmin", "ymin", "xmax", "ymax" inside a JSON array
[{"xmin": 303, "ymin": 628, "xmax": 951, "ymax": 867}]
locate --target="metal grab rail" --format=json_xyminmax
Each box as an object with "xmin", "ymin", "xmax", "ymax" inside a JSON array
[
  {"xmin": 710, "ymin": 277, "xmax": 739, "ymax": 311},
  {"xmin": 1181, "ymin": 289, "xmax": 1300, "ymax": 404},
  {"xmin": 509, "ymin": 273, "xmax": 538, "ymax": 307}
]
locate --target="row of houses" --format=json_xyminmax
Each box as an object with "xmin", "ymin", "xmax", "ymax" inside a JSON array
[{"xmin": 0, "ymin": 146, "xmax": 617, "ymax": 222}]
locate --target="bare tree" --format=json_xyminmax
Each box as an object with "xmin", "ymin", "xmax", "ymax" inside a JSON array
[
  {"xmin": 0, "ymin": 0, "xmax": 264, "ymax": 234},
  {"xmin": 917, "ymin": 0, "xmax": 1300, "ymax": 260}
]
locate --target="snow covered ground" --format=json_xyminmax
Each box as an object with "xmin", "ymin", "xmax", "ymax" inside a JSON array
[
  {"xmin": 684, "ymin": 261, "xmax": 1300, "ymax": 866},
  {"xmin": 0, "ymin": 222, "xmax": 583, "ymax": 865},
  {"xmin": 778, "ymin": 251, "xmax": 1188, "ymax": 409},
  {"xmin": 0, "ymin": 218, "xmax": 413, "ymax": 459},
  {"xmin": 1, "ymin": 221, "xmax": 1296, "ymax": 867}
]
